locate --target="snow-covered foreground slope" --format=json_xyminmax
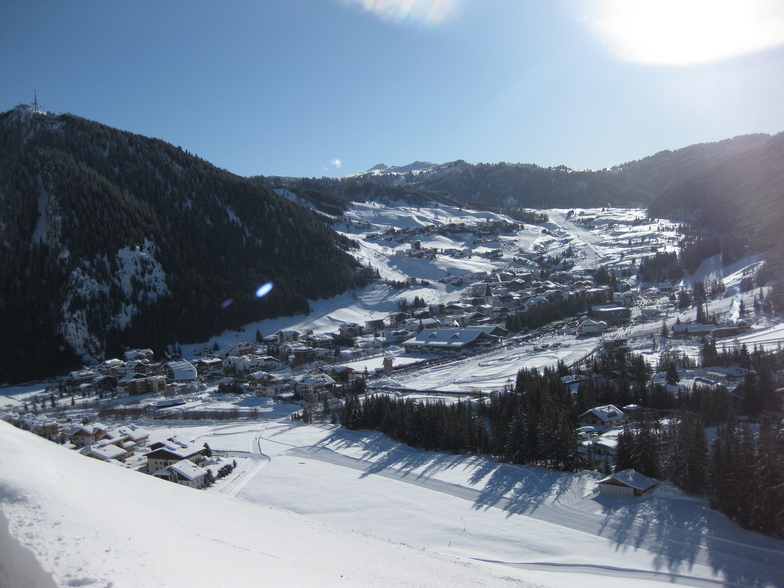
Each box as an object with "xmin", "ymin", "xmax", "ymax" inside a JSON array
[
  {"xmin": 0, "ymin": 421, "xmax": 542, "ymax": 588},
  {"xmin": 6, "ymin": 416, "xmax": 784, "ymax": 587},
  {"xmin": 225, "ymin": 421, "xmax": 784, "ymax": 587}
]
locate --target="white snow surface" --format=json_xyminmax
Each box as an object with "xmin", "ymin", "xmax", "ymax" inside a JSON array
[
  {"xmin": 0, "ymin": 422, "xmax": 536, "ymax": 588},
  {"xmin": 3, "ymin": 416, "xmax": 784, "ymax": 587}
]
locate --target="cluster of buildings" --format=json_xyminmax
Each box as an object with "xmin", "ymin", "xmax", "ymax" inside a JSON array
[
  {"xmin": 63, "ymin": 349, "xmax": 198, "ymax": 397},
  {"xmin": 0, "ymin": 410, "xmax": 214, "ymax": 490}
]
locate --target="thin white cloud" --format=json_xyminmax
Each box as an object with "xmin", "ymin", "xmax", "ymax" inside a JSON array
[
  {"xmin": 338, "ymin": 0, "xmax": 462, "ymax": 27},
  {"xmin": 331, "ymin": 158, "xmax": 342, "ymax": 168}
]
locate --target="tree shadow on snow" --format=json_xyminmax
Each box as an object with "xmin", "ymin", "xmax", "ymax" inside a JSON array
[
  {"xmin": 593, "ymin": 491, "xmax": 784, "ymax": 587},
  {"xmin": 471, "ymin": 464, "xmax": 577, "ymax": 516},
  {"xmin": 316, "ymin": 429, "xmax": 470, "ymax": 481}
]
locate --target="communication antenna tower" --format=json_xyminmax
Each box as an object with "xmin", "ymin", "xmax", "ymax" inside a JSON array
[{"xmin": 32, "ymin": 89, "xmax": 40, "ymax": 113}]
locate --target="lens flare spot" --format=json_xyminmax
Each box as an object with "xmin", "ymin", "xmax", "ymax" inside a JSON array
[
  {"xmin": 255, "ymin": 282, "xmax": 274, "ymax": 298},
  {"xmin": 221, "ymin": 298, "xmax": 234, "ymax": 309}
]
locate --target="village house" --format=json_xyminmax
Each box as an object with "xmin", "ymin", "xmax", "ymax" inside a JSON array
[
  {"xmin": 192, "ymin": 356, "xmax": 223, "ymax": 375},
  {"xmin": 671, "ymin": 323, "xmax": 716, "ymax": 338},
  {"xmin": 66, "ymin": 369, "xmax": 99, "ymax": 388},
  {"xmin": 165, "ymin": 360, "xmax": 198, "ymax": 382},
  {"xmin": 601, "ymin": 339, "xmax": 629, "ymax": 358},
  {"xmin": 612, "ymin": 291, "xmax": 636, "ymax": 306},
  {"xmin": 66, "ymin": 423, "xmax": 108, "ymax": 447},
  {"xmin": 524, "ymin": 295, "xmax": 549, "ymax": 310},
  {"xmin": 465, "ymin": 325, "xmax": 509, "ymax": 338},
  {"xmin": 591, "ymin": 305, "xmax": 631, "ymax": 324},
  {"xmin": 704, "ymin": 365, "xmax": 752, "ymax": 383},
  {"xmin": 124, "ymin": 349, "xmax": 154, "ymax": 362},
  {"xmin": 17, "ymin": 414, "xmax": 60, "ymax": 440},
  {"xmin": 712, "ymin": 325, "xmax": 741, "ymax": 339},
  {"xmin": 116, "ymin": 373, "xmax": 168, "ymax": 396},
  {"xmin": 402, "ymin": 328, "xmax": 498, "ymax": 354},
  {"xmin": 123, "ymin": 358, "xmax": 151, "ymax": 376},
  {"xmin": 146, "ymin": 441, "xmax": 205, "ymax": 475},
  {"xmin": 296, "ymin": 373, "xmax": 336, "ymax": 399},
  {"xmin": 387, "ymin": 312, "xmax": 412, "ymax": 326},
  {"xmin": 101, "ymin": 429, "xmax": 138, "ymax": 454},
  {"xmin": 291, "ymin": 345, "xmax": 317, "ymax": 366},
  {"xmin": 251, "ymin": 372, "xmax": 294, "ymax": 396},
  {"xmin": 450, "ymin": 311, "xmax": 484, "ymax": 327},
  {"xmin": 579, "ymin": 318, "xmax": 608, "ymax": 335},
  {"xmin": 444, "ymin": 302, "xmax": 473, "ymax": 316},
  {"xmin": 578, "ymin": 405, "xmax": 625, "ymax": 429},
  {"xmin": 584, "ymin": 434, "xmax": 618, "ymax": 462},
  {"xmin": 113, "ymin": 425, "xmax": 151, "ymax": 446},
  {"xmin": 152, "ymin": 459, "xmax": 208, "ymax": 489},
  {"xmin": 597, "ymin": 469, "xmax": 659, "ymax": 497},
  {"xmin": 383, "ymin": 329, "xmax": 413, "ymax": 344},
  {"xmin": 225, "ymin": 341, "xmax": 264, "ymax": 357},
  {"xmin": 338, "ymin": 323, "xmax": 363, "ymax": 338},
  {"xmin": 276, "ymin": 330, "xmax": 301, "ymax": 343},
  {"xmin": 80, "ymin": 442, "xmax": 129, "ymax": 463},
  {"xmin": 322, "ymin": 365, "xmax": 355, "ymax": 383},
  {"xmin": 246, "ymin": 370, "xmax": 277, "ymax": 391},
  {"xmin": 223, "ymin": 354, "xmax": 280, "ymax": 376},
  {"xmin": 96, "ymin": 358, "xmax": 126, "ymax": 378},
  {"xmin": 301, "ymin": 332, "xmax": 335, "ymax": 349},
  {"xmin": 364, "ymin": 318, "xmax": 386, "ymax": 332}
]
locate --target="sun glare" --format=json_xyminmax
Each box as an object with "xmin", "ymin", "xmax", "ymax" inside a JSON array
[
  {"xmin": 339, "ymin": 0, "xmax": 462, "ymax": 27},
  {"xmin": 587, "ymin": 0, "xmax": 784, "ymax": 65}
]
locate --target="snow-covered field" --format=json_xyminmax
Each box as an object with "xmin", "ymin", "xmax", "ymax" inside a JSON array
[
  {"xmin": 3, "ymin": 415, "xmax": 783, "ymax": 587},
  {"xmin": 2, "ymin": 204, "xmax": 783, "ymax": 586}
]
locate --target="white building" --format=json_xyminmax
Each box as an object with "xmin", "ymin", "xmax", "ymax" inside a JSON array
[{"xmin": 153, "ymin": 459, "xmax": 209, "ymax": 489}]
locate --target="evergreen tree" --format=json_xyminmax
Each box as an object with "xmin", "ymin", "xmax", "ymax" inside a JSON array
[
  {"xmin": 664, "ymin": 409, "xmax": 707, "ymax": 494},
  {"xmin": 748, "ymin": 412, "xmax": 784, "ymax": 535},
  {"xmin": 614, "ymin": 412, "xmax": 660, "ymax": 479}
]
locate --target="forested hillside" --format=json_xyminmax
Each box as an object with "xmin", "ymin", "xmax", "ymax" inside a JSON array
[
  {"xmin": 643, "ymin": 132, "xmax": 784, "ymax": 277},
  {"xmin": 270, "ymin": 133, "xmax": 783, "ymax": 232},
  {"xmin": 0, "ymin": 106, "xmax": 362, "ymax": 383},
  {"xmin": 275, "ymin": 161, "xmax": 649, "ymax": 214}
]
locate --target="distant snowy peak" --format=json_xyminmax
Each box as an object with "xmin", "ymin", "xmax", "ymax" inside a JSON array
[{"xmin": 355, "ymin": 160, "xmax": 467, "ymax": 180}]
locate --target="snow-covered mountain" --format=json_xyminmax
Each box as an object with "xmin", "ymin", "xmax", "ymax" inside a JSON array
[
  {"xmin": 0, "ymin": 106, "xmax": 361, "ymax": 384},
  {"xmin": 354, "ymin": 160, "xmax": 467, "ymax": 179}
]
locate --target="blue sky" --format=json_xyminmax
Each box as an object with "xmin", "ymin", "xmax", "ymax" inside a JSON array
[{"xmin": 2, "ymin": 1, "xmax": 784, "ymax": 178}]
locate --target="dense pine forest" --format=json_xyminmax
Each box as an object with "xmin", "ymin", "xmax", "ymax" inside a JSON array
[
  {"xmin": 334, "ymin": 345, "xmax": 784, "ymax": 537},
  {"xmin": 0, "ymin": 107, "xmax": 364, "ymax": 383}
]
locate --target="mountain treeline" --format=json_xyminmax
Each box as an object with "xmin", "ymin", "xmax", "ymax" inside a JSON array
[
  {"xmin": 269, "ymin": 162, "xmax": 650, "ymax": 215},
  {"xmin": 0, "ymin": 107, "xmax": 363, "ymax": 383},
  {"xmin": 272, "ymin": 134, "xmax": 783, "ymax": 216}
]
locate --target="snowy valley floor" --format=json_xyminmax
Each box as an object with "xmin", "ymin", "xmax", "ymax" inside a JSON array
[{"xmin": 133, "ymin": 419, "xmax": 784, "ymax": 586}]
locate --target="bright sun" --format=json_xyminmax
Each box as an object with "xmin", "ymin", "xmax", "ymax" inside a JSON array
[{"xmin": 587, "ymin": 0, "xmax": 784, "ymax": 65}]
